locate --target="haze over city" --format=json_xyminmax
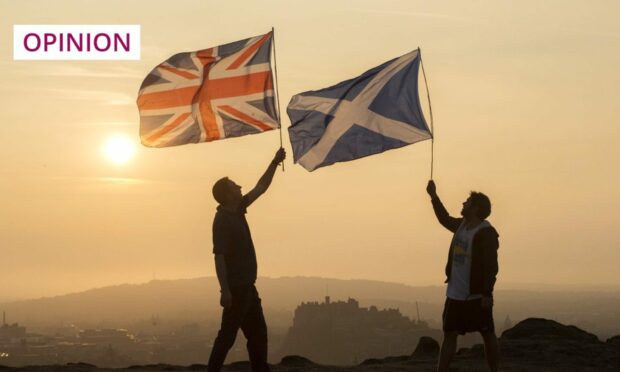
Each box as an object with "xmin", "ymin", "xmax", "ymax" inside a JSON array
[{"xmin": 1, "ymin": 0, "xmax": 619, "ymax": 302}]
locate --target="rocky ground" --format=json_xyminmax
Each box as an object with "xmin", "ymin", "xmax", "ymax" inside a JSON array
[{"xmin": 1, "ymin": 318, "xmax": 619, "ymax": 371}]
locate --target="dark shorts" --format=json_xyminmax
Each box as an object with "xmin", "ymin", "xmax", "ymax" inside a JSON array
[{"xmin": 442, "ymin": 297, "xmax": 495, "ymax": 335}]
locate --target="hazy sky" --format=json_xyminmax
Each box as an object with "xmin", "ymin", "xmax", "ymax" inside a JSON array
[{"xmin": 1, "ymin": 0, "xmax": 619, "ymax": 300}]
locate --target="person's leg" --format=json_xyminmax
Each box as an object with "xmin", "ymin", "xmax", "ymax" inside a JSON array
[
  {"xmin": 437, "ymin": 331, "xmax": 458, "ymax": 372},
  {"xmin": 437, "ymin": 297, "xmax": 461, "ymax": 372},
  {"xmin": 481, "ymin": 331, "xmax": 499, "ymax": 372},
  {"xmin": 240, "ymin": 286, "xmax": 270, "ymax": 372},
  {"xmin": 208, "ymin": 287, "xmax": 251, "ymax": 372},
  {"xmin": 476, "ymin": 296, "xmax": 498, "ymax": 372}
]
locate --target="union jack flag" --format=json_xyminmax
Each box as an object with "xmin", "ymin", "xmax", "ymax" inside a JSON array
[{"xmin": 137, "ymin": 32, "xmax": 278, "ymax": 147}]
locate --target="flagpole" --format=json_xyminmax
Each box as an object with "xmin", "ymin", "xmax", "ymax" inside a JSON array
[
  {"xmin": 419, "ymin": 48, "xmax": 435, "ymax": 180},
  {"xmin": 271, "ymin": 26, "xmax": 285, "ymax": 171}
]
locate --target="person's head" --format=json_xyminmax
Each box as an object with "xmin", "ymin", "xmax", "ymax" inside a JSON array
[
  {"xmin": 461, "ymin": 191, "xmax": 492, "ymax": 221},
  {"xmin": 212, "ymin": 177, "xmax": 242, "ymax": 206}
]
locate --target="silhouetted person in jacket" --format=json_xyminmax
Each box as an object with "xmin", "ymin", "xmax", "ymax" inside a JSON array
[
  {"xmin": 426, "ymin": 180, "xmax": 500, "ymax": 372},
  {"xmin": 207, "ymin": 148, "xmax": 286, "ymax": 372}
]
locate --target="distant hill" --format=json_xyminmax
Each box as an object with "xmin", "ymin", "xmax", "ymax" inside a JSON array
[
  {"xmin": 0, "ymin": 277, "xmax": 444, "ymax": 329},
  {"xmin": 1, "ymin": 276, "xmax": 619, "ymax": 339}
]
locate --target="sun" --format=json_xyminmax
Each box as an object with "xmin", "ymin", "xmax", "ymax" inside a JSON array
[{"xmin": 103, "ymin": 134, "xmax": 136, "ymax": 165}]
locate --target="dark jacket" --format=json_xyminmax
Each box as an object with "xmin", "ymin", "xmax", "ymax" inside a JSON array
[{"xmin": 431, "ymin": 197, "xmax": 499, "ymax": 297}]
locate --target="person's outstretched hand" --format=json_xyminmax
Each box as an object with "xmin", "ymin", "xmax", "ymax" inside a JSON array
[
  {"xmin": 481, "ymin": 296, "xmax": 493, "ymax": 308},
  {"xmin": 272, "ymin": 147, "xmax": 286, "ymax": 165},
  {"xmin": 426, "ymin": 180, "xmax": 437, "ymax": 198},
  {"xmin": 220, "ymin": 289, "xmax": 232, "ymax": 309}
]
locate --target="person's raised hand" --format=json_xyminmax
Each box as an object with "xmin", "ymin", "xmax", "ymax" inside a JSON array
[
  {"xmin": 426, "ymin": 180, "xmax": 437, "ymax": 197},
  {"xmin": 272, "ymin": 147, "xmax": 286, "ymax": 165}
]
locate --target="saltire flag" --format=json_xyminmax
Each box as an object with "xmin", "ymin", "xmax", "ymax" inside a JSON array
[
  {"xmin": 287, "ymin": 49, "xmax": 432, "ymax": 171},
  {"xmin": 137, "ymin": 32, "xmax": 278, "ymax": 148}
]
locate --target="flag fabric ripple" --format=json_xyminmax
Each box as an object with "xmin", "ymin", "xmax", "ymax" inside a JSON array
[
  {"xmin": 287, "ymin": 49, "xmax": 432, "ymax": 171},
  {"xmin": 137, "ymin": 32, "xmax": 278, "ymax": 148}
]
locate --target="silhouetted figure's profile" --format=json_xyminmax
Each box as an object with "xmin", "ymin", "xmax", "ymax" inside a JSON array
[
  {"xmin": 207, "ymin": 148, "xmax": 286, "ymax": 372},
  {"xmin": 426, "ymin": 180, "xmax": 500, "ymax": 372}
]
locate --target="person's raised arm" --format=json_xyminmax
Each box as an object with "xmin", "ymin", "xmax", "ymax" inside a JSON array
[
  {"xmin": 426, "ymin": 180, "xmax": 461, "ymax": 233},
  {"xmin": 244, "ymin": 148, "xmax": 286, "ymax": 207}
]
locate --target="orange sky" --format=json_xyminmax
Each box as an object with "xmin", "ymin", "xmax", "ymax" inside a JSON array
[{"xmin": 1, "ymin": 0, "xmax": 619, "ymax": 300}]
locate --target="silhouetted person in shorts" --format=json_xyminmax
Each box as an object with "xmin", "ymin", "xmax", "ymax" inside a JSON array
[
  {"xmin": 426, "ymin": 180, "xmax": 500, "ymax": 372},
  {"xmin": 207, "ymin": 148, "xmax": 286, "ymax": 372}
]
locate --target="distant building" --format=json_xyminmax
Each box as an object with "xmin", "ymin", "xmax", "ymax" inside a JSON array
[
  {"xmin": 0, "ymin": 312, "xmax": 26, "ymax": 342},
  {"xmin": 280, "ymin": 297, "xmax": 442, "ymax": 365}
]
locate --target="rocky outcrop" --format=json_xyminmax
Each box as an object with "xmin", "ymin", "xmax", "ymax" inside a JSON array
[
  {"xmin": 607, "ymin": 335, "xmax": 620, "ymax": 347},
  {"xmin": 411, "ymin": 336, "xmax": 439, "ymax": 358},
  {"xmin": 499, "ymin": 318, "xmax": 620, "ymax": 371},
  {"xmin": 501, "ymin": 318, "xmax": 599, "ymax": 342},
  {"xmin": 279, "ymin": 355, "xmax": 317, "ymax": 367}
]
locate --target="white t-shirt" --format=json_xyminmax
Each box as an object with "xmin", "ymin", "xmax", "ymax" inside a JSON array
[{"xmin": 446, "ymin": 220, "xmax": 490, "ymax": 300}]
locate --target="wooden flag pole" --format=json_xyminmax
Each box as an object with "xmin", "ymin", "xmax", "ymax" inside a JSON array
[
  {"xmin": 271, "ymin": 26, "xmax": 284, "ymax": 171},
  {"xmin": 419, "ymin": 48, "xmax": 435, "ymax": 180}
]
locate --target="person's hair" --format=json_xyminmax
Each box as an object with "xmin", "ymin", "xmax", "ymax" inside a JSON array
[
  {"xmin": 212, "ymin": 177, "xmax": 231, "ymax": 205},
  {"xmin": 469, "ymin": 191, "xmax": 492, "ymax": 219}
]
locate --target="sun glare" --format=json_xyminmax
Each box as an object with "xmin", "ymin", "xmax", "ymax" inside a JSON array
[{"xmin": 103, "ymin": 135, "xmax": 136, "ymax": 165}]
